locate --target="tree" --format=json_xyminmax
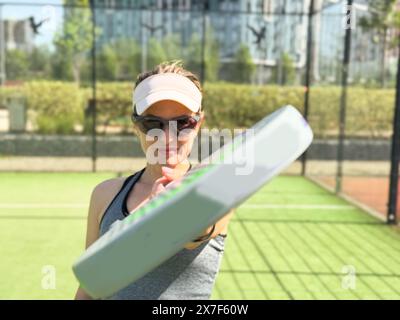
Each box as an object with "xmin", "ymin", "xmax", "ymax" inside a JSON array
[
  {"xmin": 29, "ymin": 45, "xmax": 52, "ymax": 79},
  {"xmin": 230, "ymin": 44, "xmax": 256, "ymax": 83},
  {"xmin": 147, "ymin": 37, "xmax": 168, "ymax": 70},
  {"xmin": 6, "ymin": 46, "xmax": 53, "ymax": 80},
  {"xmin": 203, "ymin": 25, "xmax": 220, "ymax": 82},
  {"xmin": 5, "ymin": 49, "xmax": 29, "ymax": 80},
  {"xmin": 79, "ymin": 38, "xmax": 141, "ymax": 83},
  {"xmin": 112, "ymin": 38, "xmax": 141, "ymax": 81},
  {"xmin": 96, "ymin": 43, "xmax": 118, "ymax": 81},
  {"xmin": 388, "ymin": 1, "xmax": 400, "ymax": 48},
  {"xmin": 185, "ymin": 33, "xmax": 202, "ymax": 78},
  {"xmin": 184, "ymin": 25, "xmax": 221, "ymax": 82},
  {"xmin": 51, "ymin": 50, "xmax": 73, "ymax": 81},
  {"xmin": 53, "ymin": 0, "xmax": 99, "ymax": 85},
  {"xmin": 360, "ymin": 0, "xmax": 399, "ymax": 87},
  {"xmin": 162, "ymin": 33, "xmax": 183, "ymax": 61},
  {"xmin": 272, "ymin": 52, "xmax": 296, "ymax": 85}
]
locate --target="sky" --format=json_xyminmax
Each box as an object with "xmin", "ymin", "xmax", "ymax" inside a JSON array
[{"xmin": 0, "ymin": 0, "xmax": 64, "ymax": 48}]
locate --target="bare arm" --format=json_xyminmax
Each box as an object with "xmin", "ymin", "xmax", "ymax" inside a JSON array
[
  {"xmin": 74, "ymin": 179, "xmax": 124, "ymax": 300},
  {"xmin": 74, "ymin": 185, "xmax": 100, "ymax": 300},
  {"xmin": 74, "ymin": 171, "xmax": 234, "ymax": 299},
  {"xmin": 184, "ymin": 208, "xmax": 235, "ymax": 250}
]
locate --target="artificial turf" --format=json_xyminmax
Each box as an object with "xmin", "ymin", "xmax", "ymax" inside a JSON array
[{"xmin": 0, "ymin": 173, "xmax": 399, "ymax": 299}]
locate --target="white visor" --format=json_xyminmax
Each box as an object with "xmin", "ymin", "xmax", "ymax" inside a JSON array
[{"xmin": 133, "ymin": 73, "xmax": 202, "ymax": 115}]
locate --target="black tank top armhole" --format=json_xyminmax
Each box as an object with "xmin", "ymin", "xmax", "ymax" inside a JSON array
[
  {"xmin": 98, "ymin": 172, "xmax": 141, "ymax": 228},
  {"xmin": 122, "ymin": 167, "xmax": 146, "ymax": 216}
]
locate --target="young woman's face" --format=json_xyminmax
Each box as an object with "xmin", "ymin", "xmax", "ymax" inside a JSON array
[{"xmin": 133, "ymin": 99, "xmax": 204, "ymax": 167}]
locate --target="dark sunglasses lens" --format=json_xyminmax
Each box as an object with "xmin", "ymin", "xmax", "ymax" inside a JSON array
[
  {"xmin": 139, "ymin": 119, "xmax": 164, "ymax": 133},
  {"xmin": 136, "ymin": 115, "xmax": 199, "ymax": 134},
  {"xmin": 177, "ymin": 117, "xmax": 198, "ymax": 131}
]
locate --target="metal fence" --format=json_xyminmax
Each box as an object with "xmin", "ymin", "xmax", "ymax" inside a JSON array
[{"xmin": 0, "ymin": 0, "xmax": 399, "ymax": 223}]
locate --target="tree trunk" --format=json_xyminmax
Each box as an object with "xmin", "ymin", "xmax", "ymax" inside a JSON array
[
  {"xmin": 72, "ymin": 56, "xmax": 82, "ymax": 87},
  {"xmin": 380, "ymin": 28, "xmax": 388, "ymax": 88}
]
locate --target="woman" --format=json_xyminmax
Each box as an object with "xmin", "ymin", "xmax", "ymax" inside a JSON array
[{"xmin": 75, "ymin": 60, "xmax": 234, "ymax": 300}]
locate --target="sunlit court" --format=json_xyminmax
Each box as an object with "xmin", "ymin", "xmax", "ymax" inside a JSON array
[
  {"xmin": 1, "ymin": 172, "xmax": 400, "ymax": 299},
  {"xmin": 0, "ymin": 0, "xmax": 399, "ymax": 303}
]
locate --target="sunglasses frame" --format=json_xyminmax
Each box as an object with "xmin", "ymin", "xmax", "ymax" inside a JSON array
[{"xmin": 131, "ymin": 111, "xmax": 202, "ymax": 135}]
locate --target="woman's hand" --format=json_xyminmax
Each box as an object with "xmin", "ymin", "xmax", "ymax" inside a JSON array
[
  {"xmin": 148, "ymin": 165, "xmax": 235, "ymax": 251},
  {"xmin": 149, "ymin": 166, "xmax": 185, "ymax": 200}
]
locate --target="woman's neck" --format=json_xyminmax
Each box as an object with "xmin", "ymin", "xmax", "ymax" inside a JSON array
[{"xmin": 141, "ymin": 161, "xmax": 191, "ymax": 185}]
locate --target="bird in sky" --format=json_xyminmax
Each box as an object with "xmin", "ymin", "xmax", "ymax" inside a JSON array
[{"xmin": 29, "ymin": 16, "xmax": 49, "ymax": 35}]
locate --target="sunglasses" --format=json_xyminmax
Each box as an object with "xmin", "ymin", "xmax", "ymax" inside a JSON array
[{"xmin": 132, "ymin": 112, "xmax": 201, "ymax": 135}]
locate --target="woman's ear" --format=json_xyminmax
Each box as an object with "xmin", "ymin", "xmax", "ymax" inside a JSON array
[
  {"xmin": 199, "ymin": 110, "xmax": 205, "ymax": 126},
  {"xmin": 131, "ymin": 112, "xmax": 139, "ymax": 136},
  {"xmin": 132, "ymin": 122, "xmax": 140, "ymax": 137}
]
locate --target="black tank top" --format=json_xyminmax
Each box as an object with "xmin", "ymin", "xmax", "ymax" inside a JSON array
[{"xmin": 98, "ymin": 168, "xmax": 227, "ymax": 300}]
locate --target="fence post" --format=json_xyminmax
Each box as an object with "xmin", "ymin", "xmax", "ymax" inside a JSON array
[
  {"xmin": 90, "ymin": 0, "xmax": 97, "ymax": 173},
  {"xmin": 336, "ymin": 0, "xmax": 353, "ymax": 194},
  {"xmin": 388, "ymin": 43, "xmax": 400, "ymax": 225},
  {"xmin": 200, "ymin": 0, "xmax": 209, "ymax": 84},
  {"xmin": 301, "ymin": 0, "xmax": 315, "ymax": 176},
  {"xmin": 0, "ymin": 4, "xmax": 5, "ymax": 86}
]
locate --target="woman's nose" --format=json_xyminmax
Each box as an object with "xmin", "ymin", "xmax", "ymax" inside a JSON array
[{"xmin": 162, "ymin": 124, "xmax": 179, "ymax": 145}]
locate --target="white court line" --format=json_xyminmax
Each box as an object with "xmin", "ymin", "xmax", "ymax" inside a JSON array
[
  {"xmin": 0, "ymin": 204, "xmax": 87, "ymax": 209},
  {"xmin": 241, "ymin": 204, "xmax": 354, "ymax": 210},
  {"xmin": 0, "ymin": 203, "xmax": 354, "ymax": 210}
]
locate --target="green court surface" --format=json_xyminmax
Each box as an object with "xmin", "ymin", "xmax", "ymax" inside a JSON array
[{"xmin": 1, "ymin": 172, "xmax": 400, "ymax": 300}]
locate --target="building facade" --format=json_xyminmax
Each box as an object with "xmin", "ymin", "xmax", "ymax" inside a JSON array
[
  {"xmin": 2, "ymin": 19, "xmax": 34, "ymax": 52},
  {"xmin": 90, "ymin": 0, "xmax": 313, "ymax": 83},
  {"xmin": 64, "ymin": 0, "xmax": 394, "ymax": 84}
]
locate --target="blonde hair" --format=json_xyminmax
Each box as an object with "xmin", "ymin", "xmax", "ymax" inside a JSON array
[{"xmin": 134, "ymin": 60, "xmax": 203, "ymax": 100}]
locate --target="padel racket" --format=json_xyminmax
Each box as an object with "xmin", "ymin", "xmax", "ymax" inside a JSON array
[{"xmin": 72, "ymin": 105, "xmax": 313, "ymax": 299}]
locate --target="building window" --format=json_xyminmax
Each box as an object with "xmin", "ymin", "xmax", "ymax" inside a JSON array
[
  {"xmin": 264, "ymin": 0, "xmax": 273, "ymax": 14},
  {"xmin": 105, "ymin": 0, "xmax": 115, "ymax": 8}
]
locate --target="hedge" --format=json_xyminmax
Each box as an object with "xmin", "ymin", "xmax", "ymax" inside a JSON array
[
  {"xmin": 26, "ymin": 81, "xmax": 86, "ymax": 134},
  {"xmin": 0, "ymin": 81, "xmax": 395, "ymax": 138}
]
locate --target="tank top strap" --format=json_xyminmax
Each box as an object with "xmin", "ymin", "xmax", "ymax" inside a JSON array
[{"xmin": 99, "ymin": 168, "xmax": 146, "ymax": 235}]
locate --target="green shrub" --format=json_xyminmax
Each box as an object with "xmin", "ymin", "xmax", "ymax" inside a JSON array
[
  {"xmin": 347, "ymin": 87, "xmax": 395, "ymax": 137},
  {"xmin": 36, "ymin": 114, "xmax": 76, "ymax": 134},
  {"xmin": 2, "ymin": 81, "xmax": 395, "ymax": 138},
  {"xmin": 24, "ymin": 81, "xmax": 84, "ymax": 134},
  {"xmin": 203, "ymin": 83, "xmax": 395, "ymax": 138},
  {"xmin": 95, "ymin": 82, "xmax": 133, "ymax": 133},
  {"xmin": 203, "ymin": 82, "xmax": 304, "ymax": 129}
]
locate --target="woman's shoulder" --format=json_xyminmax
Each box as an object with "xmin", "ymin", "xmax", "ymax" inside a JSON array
[
  {"xmin": 93, "ymin": 171, "xmax": 142, "ymax": 195},
  {"xmin": 94, "ymin": 169, "xmax": 145, "ymax": 202},
  {"xmin": 93, "ymin": 177, "xmax": 126, "ymax": 199},
  {"xmin": 92, "ymin": 174, "xmax": 134, "ymax": 225}
]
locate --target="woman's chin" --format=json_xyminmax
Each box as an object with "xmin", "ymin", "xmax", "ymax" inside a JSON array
[
  {"xmin": 166, "ymin": 152, "xmax": 190, "ymax": 167},
  {"xmin": 165, "ymin": 155, "xmax": 181, "ymax": 166}
]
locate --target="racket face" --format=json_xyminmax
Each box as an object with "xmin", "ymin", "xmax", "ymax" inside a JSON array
[{"xmin": 73, "ymin": 105, "xmax": 313, "ymax": 299}]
